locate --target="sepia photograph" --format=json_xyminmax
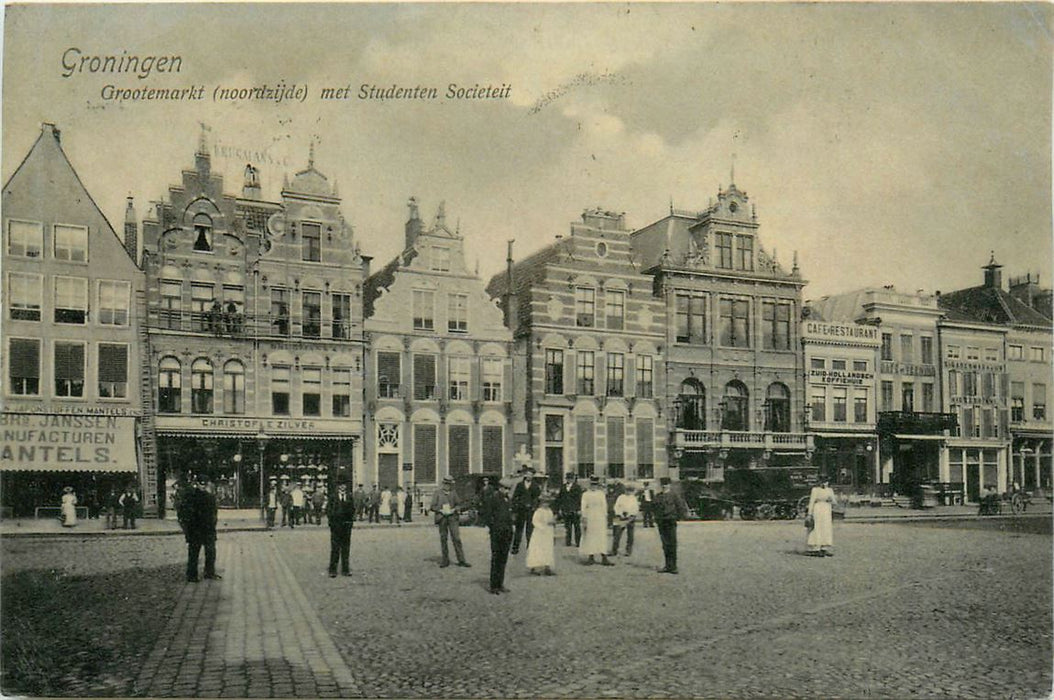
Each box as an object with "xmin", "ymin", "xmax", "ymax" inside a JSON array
[{"xmin": 1, "ymin": 2, "xmax": 1051, "ymax": 698}]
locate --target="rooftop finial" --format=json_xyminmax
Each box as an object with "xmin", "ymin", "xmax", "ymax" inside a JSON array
[
  {"xmin": 308, "ymin": 138, "xmax": 315, "ymax": 169},
  {"xmin": 669, "ymin": 196, "xmax": 674, "ymax": 215},
  {"xmin": 408, "ymin": 196, "xmax": 419, "ymax": 221},
  {"xmin": 436, "ymin": 201, "xmax": 446, "ymax": 227},
  {"xmin": 792, "ymin": 250, "xmax": 800, "ymax": 276},
  {"xmin": 197, "ymin": 122, "xmax": 210, "ymax": 155}
]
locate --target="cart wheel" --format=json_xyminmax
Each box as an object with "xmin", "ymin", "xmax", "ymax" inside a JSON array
[
  {"xmin": 1011, "ymin": 493, "xmax": 1025, "ymax": 514},
  {"xmin": 740, "ymin": 504, "xmax": 756, "ymax": 520},
  {"xmin": 756, "ymin": 503, "xmax": 775, "ymax": 520}
]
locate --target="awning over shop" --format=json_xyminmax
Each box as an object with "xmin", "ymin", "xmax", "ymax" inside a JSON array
[
  {"xmin": 0, "ymin": 415, "xmax": 138, "ymax": 472},
  {"xmin": 892, "ymin": 434, "xmax": 947, "ymax": 441},
  {"xmin": 157, "ymin": 431, "xmax": 359, "ymax": 441}
]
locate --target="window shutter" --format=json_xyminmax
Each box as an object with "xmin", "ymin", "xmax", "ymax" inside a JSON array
[
  {"xmin": 414, "ymin": 424, "xmax": 437, "ymax": 484},
  {"xmin": 636, "ymin": 419, "xmax": 654, "ymax": 473},
  {"xmin": 448, "ymin": 425, "xmax": 470, "ymax": 477},
  {"xmin": 10, "ymin": 339, "xmax": 40, "ymax": 377},
  {"xmin": 55, "ymin": 343, "xmax": 85, "ymax": 379},
  {"xmin": 378, "ymin": 352, "xmax": 401, "ymax": 387},
  {"xmin": 98, "ymin": 345, "xmax": 128, "ymax": 383},
  {"xmin": 576, "ymin": 417, "xmax": 594, "ymax": 472},
  {"xmin": 482, "ymin": 426, "xmax": 503, "ymax": 472},
  {"xmin": 414, "ymin": 354, "xmax": 436, "ymax": 398}
]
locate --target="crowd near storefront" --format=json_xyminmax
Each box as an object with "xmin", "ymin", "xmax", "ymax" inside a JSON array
[{"xmin": 4, "ymin": 124, "xmax": 1051, "ymax": 521}]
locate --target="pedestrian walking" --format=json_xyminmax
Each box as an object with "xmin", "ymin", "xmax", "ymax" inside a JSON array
[
  {"xmin": 266, "ymin": 478, "xmax": 279, "ymax": 529},
  {"xmin": 481, "ymin": 480, "xmax": 513, "ymax": 594},
  {"xmin": 580, "ymin": 477, "xmax": 613, "ymax": 566},
  {"xmin": 119, "ymin": 486, "xmax": 140, "ymax": 529},
  {"xmin": 654, "ymin": 477, "xmax": 688, "ymax": 574},
  {"xmin": 178, "ymin": 473, "xmax": 221, "ymax": 582},
  {"xmin": 526, "ymin": 494, "xmax": 557, "ymax": 576},
  {"xmin": 60, "ymin": 486, "xmax": 78, "ymax": 527},
  {"xmin": 510, "ymin": 468, "xmax": 541, "ymax": 554},
  {"xmin": 557, "ymin": 472, "xmax": 583, "ymax": 546},
  {"xmin": 290, "ymin": 482, "xmax": 305, "ymax": 528},
  {"xmin": 806, "ymin": 476, "xmax": 836, "ymax": 557},
  {"xmin": 312, "ymin": 487, "xmax": 326, "ymax": 525},
  {"xmin": 429, "ymin": 476, "xmax": 471, "ymax": 568},
  {"xmin": 368, "ymin": 484, "xmax": 381, "ymax": 524},
  {"xmin": 379, "ymin": 485, "xmax": 393, "ymax": 523},
  {"xmin": 104, "ymin": 487, "xmax": 120, "ymax": 530},
  {"xmin": 327, "ymin": 481, "xmax": 356, "ymax": 577},
  {"xmin": 639, "ymin": 480, "xmax": 656, "ymax": 527},
  {"xmin": 352, "ymin": 484, "xmax": 367, "ymax": 521},
  {"xmin": 610, "ymin": 484, "xmax": 639, "ymax": 557},
  {"xmin": 394, "ymin": 486, "xmax": 407, "ymax": 526}
]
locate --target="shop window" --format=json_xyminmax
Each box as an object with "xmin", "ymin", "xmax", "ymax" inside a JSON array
[
  {"xmin": 98, "ymin": 344, "xmax": 128, "ymax": 399},
  {"xmin": 158, "ymin": 357, "xmax": 181, "ymax": 413},
  {"xmin": 481, "ymin": 357, "xmax": 502, "ymax": 402},
  {"xmin": 332, "ymin": 368, "xmax": 352, "ymax": 417},
  {"xmin": 302, "ymin": 222, "xmax": 321, "ymax": 262},
  {"xmin": 54, "ymin": 342, "xmax": 85, "ymax": 397},
  {"xmin": 302, "ymin": 366, "xmax": 322, "ymax": 416},
  {"xmin": 54, "ymin": 276, "xmax": 87, "ymax": 324},
  {"xmin": 636, "ymin": 354, "xmax": 654, "ymax": 399},
  {"xmin": 607, "ymin": 417, "xmax": 625, "ymax": 478},
  {"xmin": 9, "ymin": 338, "xmax": 40, "ymax": 395},
  {"xmin": 8, "ymin": 220, "xmax": 42, "ymax": 258},
  {"xmin": 605, "ymin": 352, "xmax": 624, "ymax": 397},
  {"xmin": 605, "ymin": 290, "xmax": 625, "ymax": 330},
  {"xmin": 98, "ymin": 280, "xmax": 130, "ymax": 326},
  {"xmin": 545, "ymin": 349, "xmax": 564, "ymax": 395},
  {"xmin": 54, "ymin": 224, "xmax": 88, "ymax": 262},
  {"xmin": 9, "ymin": 272, "xmax": 42, "ymax": 321},
  {"xmin": 191, "ymin": 358, "xmax": 214, "ymax": 414},
  {"xmin": 223, "ymin": 360, "xmax": 245, "ymax": 414}
]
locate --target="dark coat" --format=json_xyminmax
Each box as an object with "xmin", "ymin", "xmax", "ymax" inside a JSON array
[
  {"xmin": 511, "ymin": 480, "xmax": 541, "ymax": 514},
  {"xmin": 178, "ymin": 487, "xmax": 218, "ymax": 542},
  {"xmin": 556, "ymin": 482, "xmax": 584, "ymax": 515},
  {"xmin": 481, "ymin": 490, "xmax": 514, "ymax": 531},
  {"xmin": 653, "ymin": 490, "xmax": 689, "ymax": 522},
  {"xmin": 328, "ymin": 492, "xmax": 357, "ymax": 531}
]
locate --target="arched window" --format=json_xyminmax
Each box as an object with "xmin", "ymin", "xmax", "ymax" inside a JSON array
[
  {"xmin": 158, "ymin": 357, "xmax": 181, "ymax": 413},
  {"xmin": 192, "ymin": 213, "xmax": 213, "ymax": 252},
  {"xmin": 191, "ymin": 358, "xmax": 214, "ymax": 414},
  {"xmin": 722, "ymin": 381, "xmax": 749, "ymax": 431},
  {"xmin": 223, "ymin": 360, "xmax": 245, "ymax": 414},
  {"xmin": 766, "ymin": 382, "xmax": 791, "ymax": 433},
  {"xmin": 676, "ymin": 378, "xmax": 706, "ymax": 431}
]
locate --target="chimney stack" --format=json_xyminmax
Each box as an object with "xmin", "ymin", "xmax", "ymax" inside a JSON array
[
  {"xmin": 123, "ymin": 196, "xmax": 138, "ymax": 265},
  {"xmin": 983, "ymin": 251, "xmax": 1003, "ymax": 290},
  {"xmin": 404, "ymin": 196, "xmax": 424, "ymax": 250},
  {"xmin": 504, "ymin": 239, "xmax": 519, "ymax": 331}
]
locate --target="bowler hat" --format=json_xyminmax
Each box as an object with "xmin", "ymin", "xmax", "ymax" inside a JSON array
[
  {"xmin": 443, "ymin": 476, "xmax": 455, "ymax": 484},
  {"xmin": 63, "ymin": 486, "xmax": 74, "ymax": 493},
  {"xmin": 589, "ymin": 476, "xmax": 600, "ymax": 485}
]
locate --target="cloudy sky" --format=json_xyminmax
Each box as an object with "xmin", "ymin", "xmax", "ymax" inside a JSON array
[{"xmin": 3, "ymin": 3, "xmax": 1051, "ymax": 299}]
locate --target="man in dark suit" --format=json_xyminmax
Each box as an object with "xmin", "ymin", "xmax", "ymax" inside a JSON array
[
  {"xmin": 640, "ymin": 480, "xmax": 656, "ymax": 528},
  {"xmin": 557, "ymin": 472, "xmax": 584, "ymax": 546},
  {"xmin": 481, "ymin": 480, "xmax": 514, "ymax": 594},
  {"xmin": 327, "ymin": 481, "xmax": 356, "ymax": 577},
  {"xmin": 510, "ymin": 469, "xmax": 541, "ymax": 554},
  {"xmin": 178, "ymin": 473, "xmax": 220, "ymax": 582},
  {"xmin": 653, "ymin": 477, "xmax": 689, "ymax": 575},
  {"xmin": 352, "ymin": 484, "xmax": 367, "ymax": 521}
]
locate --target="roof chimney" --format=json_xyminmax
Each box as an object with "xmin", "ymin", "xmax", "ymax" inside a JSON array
[
  {"xmin": 124, "ymin": 196, "xmax": 138, "ymax": 265},
  {"xmin": 404, "ymin": 196, "xmax": 424, "ymax": 250},
  {"xmin": 503, "ymin": 239, "xmax": 519, "ymax": 331},
  {"xmin": 983, "ymin": 251, "xmax": 1003, "ymax": 290}
]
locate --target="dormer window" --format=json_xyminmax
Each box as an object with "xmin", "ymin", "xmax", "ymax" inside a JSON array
[
  {"xmin": 736, "ymin": 235, "xmax": 753, "ymax": 271},
  {"xmin": 432, "ymin": 246, "xmax": 450, "ymax": 272},
  {"xmin": 716, "ymin": 233, "xmax": 733, "ymax": 269},
  {"xmin": 302, "ymin": 222, "xmax": 321, "ymax": 262},
  {"xmin": 192, "ymin": 214, "xmax": 213, "ymax": 252}
]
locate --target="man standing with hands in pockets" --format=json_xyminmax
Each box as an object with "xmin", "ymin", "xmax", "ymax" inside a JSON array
[{"xmin": 430, "ymin": 476, "xmax": 471, "ymax": 569}]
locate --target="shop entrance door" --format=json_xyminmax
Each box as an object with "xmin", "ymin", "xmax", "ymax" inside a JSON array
[
  {"xmin": 378, "ymin": 454, "xmax": 400, "ymax": 489},
  {"xmin": 966, "ymin": 462, "xmax": 980, "ymax": 502}
]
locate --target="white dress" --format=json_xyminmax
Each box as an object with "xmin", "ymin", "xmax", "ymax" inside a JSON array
[
  {"xmin": 807, "ymin": 485, "xmax": 835, "ymax": 550},
  {"xmin": 525, "ymin": 506, "xmax": 556, "ymax": 569},
  {"xmin": 61, "ymin": 492, "xmax": 78, "ymax": 527},
  {"xmin": 579, "ymin": 489, "xmax": 609, "ymax": 557},
  {"xmin": 379, "ymin": 489, "xmax": 392, "ymax": 517}
]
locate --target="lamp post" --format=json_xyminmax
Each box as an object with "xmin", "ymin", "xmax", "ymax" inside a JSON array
[{"xmin": 256, "ymin": 431, "xmax": 269, "ymax": 523}]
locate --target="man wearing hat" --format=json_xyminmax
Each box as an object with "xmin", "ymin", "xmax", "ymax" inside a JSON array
[
  {"xmin": 429, "ymin": 476, "xmax": 471, "ymax": 568},
  {"xmin": 480, "ymin": 479, "xmax": 514, "ymax": 594},
  {"xmin": 653, "ymin": 477, "xmax": 689, "ymax": 574},
  {"xmin": 178, "ymin": 474, "xmax": 221, "ymax": 582},
  {"xmin": 556, "ymin": 472, "xmax": 584, "ymax": 547},
  {"xmin": 510, "ymin": 468, "xmax": 542, "ymax": 555},
  {"xmin": 266, "ymin": 478, "xmax": 280, "ymax": 529},
  {"xmin": 327, "ymin": 481, "xmax": 357, "ymax": 577}
]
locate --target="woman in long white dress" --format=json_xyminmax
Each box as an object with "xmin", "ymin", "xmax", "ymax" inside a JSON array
[
  {"xmin": 60, "ymin": 486, "xmax": 78, "ymax": 527},
  {"xmin": 378, "ymin": 486, "xmax": 392, "ymax": 523},
  {"xmin": 526, "ymin": 496, "xmax": 556, "ymax": 575},
  {"xmin": 579, "ymin": 478, "xmax": 614, "ymax": 566},
  {"xmin": 806, "ymin": 477, "xmax": 836, "ymax": 556}
]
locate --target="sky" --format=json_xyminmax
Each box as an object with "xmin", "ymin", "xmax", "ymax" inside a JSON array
[{"xmin": 3, "ymin": 2, "xmax": 1052, "ymax": 301}]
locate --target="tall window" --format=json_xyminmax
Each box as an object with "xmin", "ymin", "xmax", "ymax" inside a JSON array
[
  {"xmin": 8, "ymin": 220, "xmax": 42, "ymax": 258},
  {"xmin": 677, "ymin": 379, "xmax": 706, "ymax": 430},
  {"xmin": 575, "ymin": 287, "xmax": 595, "ymax": 327},
  {"xmin": 414, "ymin": 425, "xmax": 437, "ymax": 485},
  {"xmin": 431, "ymin": 246, "xmax": 450, "ymax": 272},
  {"xmin": 576, "ymin": 350, "xmax": 595, "ymax": 395},
  {"xmin": 413, "ymin": 354, "xmax": 437, "ymax": 400},
  {"xmin": 881, "ymin": 381, "xmax": 894, "ymax": 411},
  {"xmin": 98, "ymin": 281, "xmax": 130, "ymax": 326},
  {"xmin": 901, "ymin": 382, "xmax": 914, "ymax": 412},
  {"xmin": 735, "ymin": 235, "xmax": 753, "ymax": 271},
  {"xmin": 54, "ymin": 224, "xmax": 88, "ymax": 262},
  {"xmin": 716, "ymin": 233, "xmax": 733, "ymax": 269},
  {"xmin": 377, "ymin": 352, "xmax": 401, "ymax": 398},
  {"xmin": 605, "ymin": 290, "xmax": 625, "ymax": 330},
  {"xmin": 97, "ymin": 344, "xmax": 128, "ymax": 399},
  {"xmin": 412, "ymin": 290, "xmax": 434, "ymax": 330},
  {"xmin": 448, "ymin": 294, "xmax": 468, "ymax": 333},
  {"xmin": 545, "ymin": 349, "xmax": 564, "ymax": 395},
  {"xmin": 192, "ymin": 213, "xmax": 213, "ymax": 252},
  {"xmin": 481, "ymin": 357, "xmax": 502, "ymax": 402},
  {"xmin": 832, "ymin": 388, "xmax": 848, "ymax": 422},
  {"xmin": 606, "ymin": 352, "xmax": 625, "ymax": 397},
  {"xmin": 766, "ymin": 383, "xmax": 790, "ymax": 432},
  {"xmin": 881, "ymin": 333, "xmax": 893, "ymax": 361},
  {"xmin": 920, "ymin": 336, "xmax": 933, "ymax": 364},
  {"xmin": 332, "ymin": 368, "xmax": 352, "ymax": 417},
  {"xmin": 161, "ymin": 281, "xmax": 182, "ymax": 330},
  {"xmin": 191, "ymin": 283, "xmax": 214, "ymax": 332},
  {"xmin": 853, "ymin": 390, "xmax": 868, "ymax": 423},
  {"xmin": 302, "ymin": 291, "xmax": 322, "ymax": 338},
  {"xmin": 982, "ymin": 372, "xmax": 995, "ymax": 399},
  {"xmin": 963, "ymin": 372, "xmax": 978, "ymax": 397},
  {"xmin": 302, "ymin": 367, "xmax": 322, "ymax": 416},
  {"xmin": 448, "ymin": 425, "xmax": 470, "ymax": 478},
  {"xmin": 636, "ymin": 419, "xmax": 655, "ymax": 479},
  {"xmin": 332, "ymin": 293, "xmax": 352, "ymax": 339},
  {"xmin": 675, "ymin": 292, "xmax": 705, "ymax": 344},
  {"xmin": 762, "ymin": 300, "xmax": 791, "ymax": 350},
  {"xmin": 191, "ymin": 358, "xmax": 214, "ymax": 413},
  {"xmin": 1011, "ymin": 382, "xmax": 1025, "ymax": 422},
  {"xmin": 607, "ymin": 417, "xmax": 625, "ymax": 478},
  {"xmin": 722, "ymin": 382, "xmax": 749, "ymax": 431},
  {"xmin": 545, "ymin": 415, "xmax": 565, "ymax": 482},
  {"xmin": 301, "ymin": 222, "xmax": 321, "ymax": 262},
  {"xmin": 271, "ymin": 366, "xmax": 291, "ymax": 415},
  {"xmin": 448, "ymin": 356, "xmax": 470, "ymax": 401},
  {"xmin": 55, "ymin": 276, "xmax": 88, "ymax": 324},
  {"xmin": 9, "ymin": 273, "xmax": 42, "ymax": 321},
  {"xmin": 636, "ymin": 355, "xmax": 654, "ymax": 398},
  {"xmin": 158, "ymin": 357, "xmax": 181, "ymax": 413},
  {"xmin": 719, "ymin": 298, "xmax": 750, "ymax": 348},
  {"xmin": 9, "ymin": 338, "xmax": 40, "ymax": 395},
  {"xmin": 1033, "ymin": 384, "xmax": 1047, "ymax": 420},
  {"xmin": 271, "ymin": 288, "xmax": 290, "ymax": 336},
  {"xmin": 576, "ymin": 417, "xmax": 594, "ymax": 477},
  {"xmin": 54, "ymin": 342, "xmax": 85, "ymax": 397},
  {"xmin": 811, "ymin": 388, "xmax": 826, "ymax": 423},
  {"xmin": 900, "ymin": 334, "xmax": 913, "ymax": 363},
  {"xmin": 921, "ymin": 383, "xmax": 934, "ymax": 412},
  {"xmin": 223, "ymin": 360, "xmax": 245, "ymax": 414},
  {"xmin": 482, "ymin": 426, "xmax": 504, "ymax": 473},
  {"xmin": 948, "ymin": 370, "xmax": 959, "ymax": 396},
  {"xmin": 222, "ymin": 286, "xmax": 244, "ymax": 334}
]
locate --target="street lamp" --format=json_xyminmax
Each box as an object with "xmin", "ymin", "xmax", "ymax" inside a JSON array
[{"xmin": 256, "ymin": 431, "xmax": 269, "ymax": 523}]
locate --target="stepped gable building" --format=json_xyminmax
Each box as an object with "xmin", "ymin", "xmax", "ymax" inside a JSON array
[
  {"xmin": 938, "ymin": 255, "xmax": 1052, "ymax": 495},
  {"xmin": 630, "ymin": 183, "xmax": 810, "ymax": 482},
  {"xmin": 1, "ymin": 123, "xmax": 146, "ymax": 515},
  {"xmin": 487, "ymin": 208, "xmax": 667, "ymax": 484},
  {"xmin": 141, "ymin": 136, "xmax": 367, "ymax": 514},
  {"xmin": 363, "ymin": 199, "xmax": 513, "ymax": 492}
]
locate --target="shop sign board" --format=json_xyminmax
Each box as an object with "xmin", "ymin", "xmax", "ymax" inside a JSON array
[{"xmin": 0, "ymin": 414, "xmax": 138, "ymax": 472}]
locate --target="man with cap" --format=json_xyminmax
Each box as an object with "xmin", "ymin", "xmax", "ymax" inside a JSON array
[
  {"xmin": 178, "ymin": 473, "xmax": 221, "ymax": 582},
  {"xmin": 579, "ymin": 476, "xmax": 614, "ymax": 566},
  {"xmin": 480, "ymin": 479, "xmax": 514, "ymax": 594},
  {"xmin": 639, "ymin": 480, "xmax": 656, "ymax": 528},
  {"xmin": 653, "ymin": 477, "xmax": 689, "ymax": 574},
  {"xmin": 556, "ymin": 472, "xmax": 584, "ymax": 547},
  {"xmin": 327, "ymin": 481, "xmax": 356, "ymax": 577},
  {"xmin": 429, "ymin": 476, "xmax": 471, "ymax": 568},
  {"xmin": 510, "ymin": 468, "xmax": 542, "ymax": 555},
  {"xmin": 265, "ymin": 477, "xmax": 280, "ymax": 529}
]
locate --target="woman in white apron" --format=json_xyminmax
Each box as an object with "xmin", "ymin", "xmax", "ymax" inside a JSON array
[
  {"xmin": 806, "ymin": 477, "xmax": 836, "ymax": 556},
  {"xmin": 61, "ymin": 486, "xmax": 78, "ymax": 527}
]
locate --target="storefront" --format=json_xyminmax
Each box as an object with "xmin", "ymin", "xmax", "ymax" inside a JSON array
[
  {"xmin": 1011, "ymin": 434, "xmax": 1052, "ymax": 493},
  {"xmin": 812, "ymin": 434, "xmax": 878, "ymax": 490}
]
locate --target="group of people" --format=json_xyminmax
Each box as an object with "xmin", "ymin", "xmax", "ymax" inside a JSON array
[
  {"xmin": 58, "ymin": 484, "xmax": 141, "ymax": 530},
  {"xmin": 266, "ymin": 481, "xmax": 417, "ymax": 529},
  {"xmin": 264, "ymin": 479, "xmax": 327, "ymax": 529}
]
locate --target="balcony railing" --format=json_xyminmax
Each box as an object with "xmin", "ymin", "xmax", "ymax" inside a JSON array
[
  {"xmin": 877, "ymin": 411, "xmax": 958, "ymax": 435},
  {"xmin": 673, "ymin": 429, "xmax": 813, "ymax": 451}
]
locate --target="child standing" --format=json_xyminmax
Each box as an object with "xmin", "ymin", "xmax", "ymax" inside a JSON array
[{"xmin": 526, "ymin": 494, "xmax": 557, "ymax": 576}]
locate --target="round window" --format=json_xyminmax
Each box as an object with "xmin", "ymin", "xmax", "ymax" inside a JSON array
[{"xmin": 596, "ymin": 241, "xmax": 608, "ymax": 258}]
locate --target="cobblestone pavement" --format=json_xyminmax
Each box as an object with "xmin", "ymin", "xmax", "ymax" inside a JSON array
[{"xmin": 3, "ymin": 518, "xmax": 1050, "ymax": 698}]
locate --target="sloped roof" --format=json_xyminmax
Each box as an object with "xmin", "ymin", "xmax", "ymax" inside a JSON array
[
  {"xmin": 939, "ymin": 285, "xmax": 1052, "ymax": 328},
  {"xmin": 363, "ymin": 248, "xmax": 418, "ymax": 319},
  {"xmin": 485, "ymin": 238, "xmax": 565, "ymax": 300}
]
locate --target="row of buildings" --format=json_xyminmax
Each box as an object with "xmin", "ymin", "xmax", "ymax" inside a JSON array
[{"xmin": 2, "ymin": 123, "xmax": 1050, "ymax": 516}]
